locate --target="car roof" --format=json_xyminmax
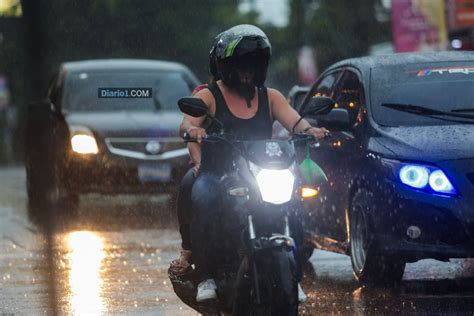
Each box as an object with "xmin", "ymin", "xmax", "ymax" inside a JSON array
[
  {"xmin": 62, "ymin": 58, "xmax": 198, "ymax": 77},
  {"xmin": 326, "ymin": 51, "xmax": 474, "ymax": 75}
]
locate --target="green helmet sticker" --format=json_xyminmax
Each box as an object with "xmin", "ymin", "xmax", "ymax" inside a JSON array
[{"xmin": 225, "ymin": 37, "xmax": 242, "ymax": 58}]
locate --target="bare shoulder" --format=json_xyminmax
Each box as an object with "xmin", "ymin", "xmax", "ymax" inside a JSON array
[
  {"xmin": 267, "ymin": 87, "xmax": 289, "ymax": 111},
  {"xmin": 194, "ymin": 88, "xmax": 214, "ymax": 105},
  {"xmin": 193, "ymin": 87, "xmax": 217, "ymax": 113},
  {"xmin": 267, "ymin": 87, "xmax": 286, "ymax": 101}
]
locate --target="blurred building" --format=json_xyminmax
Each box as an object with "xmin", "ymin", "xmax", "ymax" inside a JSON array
[
  {"xmin": 447, "ymin": 0, "xmax": 474, "ymax": 50},
  {"xmin": 391, "ymin": 0, "xmax": 474, "ymax": 52}
]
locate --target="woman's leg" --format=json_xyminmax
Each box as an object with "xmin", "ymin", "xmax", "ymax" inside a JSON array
[
  {"xmin": 177, "ymin": 168, "xmax": 195, "ymax": 251},
  {"xmin": 190, "ymin": 173, "xmax": 221, "ymax": 281},
  {"xmin": 170, "ymin": 168, "xmax": 196, "ymax": 275}
]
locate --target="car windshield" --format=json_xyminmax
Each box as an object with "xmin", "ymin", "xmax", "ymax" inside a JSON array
[
  {"xmin": 62, "ymin": 71, "xmax": 193, "ymax": 112},
  {"xmin": 370, "ymin": 62, "xmax": 474, "ymax": 126}
]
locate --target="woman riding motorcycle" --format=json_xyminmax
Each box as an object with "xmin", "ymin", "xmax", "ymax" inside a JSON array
[
  {"xmin": 170, "ymin": 34, "xmax": 222, "ymax": 276},
  {"xmin": 179, "ymin": 24, "xmax": 328, "ymax": 303}
]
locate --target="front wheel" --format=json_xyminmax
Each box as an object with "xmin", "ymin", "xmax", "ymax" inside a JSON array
[
  {"xmin": 349, "ymin": 189, "xmax": 405, "ymax": 285},
  {"xmin": 235, "ymin": 249, "xmax": 298, "ymax": 316}
]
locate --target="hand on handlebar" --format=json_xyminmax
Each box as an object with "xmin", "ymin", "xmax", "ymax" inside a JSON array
[
  {"xmin": 304, "ymin": 127, "xmax": 331, "ymax": 140},
  {"xmin": 185, "ymin": 126, "xmax": 206, "ymax": 143}
]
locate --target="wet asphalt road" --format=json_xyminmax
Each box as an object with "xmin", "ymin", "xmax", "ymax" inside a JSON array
[{"xmin": 2, "ymin": 166, "xmax": 474, "ymax": 315}]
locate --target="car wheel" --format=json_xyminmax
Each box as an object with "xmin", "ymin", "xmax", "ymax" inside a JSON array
[
  {"xmin": 349, "ymin": 188, "xmax": 405, "ymax": 285},
  {"xmin": 27, "ymin": 163, "xmax": 78, "ymax": 219},
  {"xmin": 302, "ymin": 244, "xmax": 314, "ymax": 263}
]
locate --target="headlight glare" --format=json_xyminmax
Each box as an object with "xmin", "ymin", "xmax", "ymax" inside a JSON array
[
  {"xmin": 429, "ymin": 170, "xmax": 456, "ymax": 194},
  {"xmin": 387, "ymin": 159, "xmax": 458, "ymax": 195},
  {"xmin": 71, "ymin": 134, "xmax": 99, "ymax": 154},
  {"xmin": 69, "ymin": 125, "xmax": 99, "ymax": 155},
  {"xmin": 399, "ymin": 165, "xmax": 429, "ymax": 189},
  {"xmin": 256, "ymin": 169, "xmax": 294, "ymax": 204}
]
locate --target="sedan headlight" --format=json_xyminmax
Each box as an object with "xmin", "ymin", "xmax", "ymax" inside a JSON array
[
  {"xmin": 383, "ymin": 159, "xmax": 458, "ymax": 196},
  {"xmin": 69, "ymin": 126, "xmax": 99, "ymax": 154},
  {"xmin": 249, "ymin": 162, "xmax": 295, "ymax": 204}
]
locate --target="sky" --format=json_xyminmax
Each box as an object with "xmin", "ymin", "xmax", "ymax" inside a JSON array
[{"xmin": 239, "ymin": 0, "xmax": 290, "ymax": 27}]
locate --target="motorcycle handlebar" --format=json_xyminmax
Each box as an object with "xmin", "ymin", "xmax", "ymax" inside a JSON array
[
  {"xmin": 183, "ymin": 131, "xmax": 331, "ymax": 143},
  {"xmin": 182, "ymin": 133, "xmax": 218, "ymax": 143}
]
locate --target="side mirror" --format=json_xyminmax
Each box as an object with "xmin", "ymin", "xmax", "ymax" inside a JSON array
[
  {"xmin": 178, "ymin": 97, "xmax": 208, "ymax": 117},
  {"xmin": 303, "ymin": 96, "xmax": 335, "ymax": 116},
  {"xmin": 291, "ymin": 96, "xmax": 336, "ymax": 134},
  {"xmin": 27, "ymin": 100, "xmax": 55, "ymax": 120},
  {"xmin": 316, "ymin": 108, "xmax": 351, "ymax": 131},
  {"xmin": 287, "ymin": 85, "xmax": 310, "ymax": 109}
]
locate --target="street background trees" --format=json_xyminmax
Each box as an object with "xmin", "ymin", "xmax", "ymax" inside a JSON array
[{"xmin": 1, "ymin": 0, "xmax": 391, "ymax": 162}]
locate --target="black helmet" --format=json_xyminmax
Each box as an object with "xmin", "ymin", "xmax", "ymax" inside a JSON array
[
  {"xmin": 209, "ymin": 32, "xmax": 223, "ymax": 79},
  {"xmin": 214, "ymin": 24, "xmax": 272, "ymax": 88}
]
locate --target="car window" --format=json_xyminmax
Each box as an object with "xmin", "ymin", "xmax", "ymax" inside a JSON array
[
  {"xmin": 371, "ymin": 62, "xmax": 474, "ymax": 126},
  {"xmin": 62, "ymin": 71, "xmax": 193, "ymax": 112},
  {"xmin": 299, "ymin": 70, "xmax": 343, "ymax": 113},
  {"xmin": 332, "ymin": 70, "xmax": 364, "ymax": 125}
]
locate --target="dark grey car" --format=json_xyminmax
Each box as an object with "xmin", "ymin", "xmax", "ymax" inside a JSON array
[{"xmin": 25, "ymin": 59, "xmax": 199, "ymax": 215}]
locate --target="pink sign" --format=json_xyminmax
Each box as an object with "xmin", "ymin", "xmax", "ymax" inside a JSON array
[
  {"xmin": 297, "ymin": 46, "xmax": 317, "ymax": 85},
  {"xmin": 392, "ymin": 0, "xmax": 448, "ymax": 52}
]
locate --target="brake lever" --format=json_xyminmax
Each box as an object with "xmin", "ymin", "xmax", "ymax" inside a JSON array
[{"xmin": 182, "ymin": 132, "xmax": 207, "ymax": 143}]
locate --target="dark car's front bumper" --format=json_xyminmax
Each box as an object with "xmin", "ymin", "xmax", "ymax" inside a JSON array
[
  {"xmin": 371, "ymin": 177, "xmax": 474, "ymax": 262},
  {"xmin": 62, "ymin": 138, "xmax": 189, "ymax": 194}
]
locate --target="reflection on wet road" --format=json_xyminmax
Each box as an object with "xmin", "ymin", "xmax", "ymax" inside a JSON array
[
  {"xmin": 2, "ymin": 167, "xmax": 474, "ymax": 315},
  {"xmin": 65, "ymin": 231, "xmax": 105, "ymax": 315}
]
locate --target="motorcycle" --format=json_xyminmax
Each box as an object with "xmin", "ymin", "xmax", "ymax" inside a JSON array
[{"xmin": 169, "ymin": 95, "xmax": 334, "ymax": 316}]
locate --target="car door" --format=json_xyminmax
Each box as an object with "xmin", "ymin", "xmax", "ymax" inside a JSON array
[
  {"xmin": 298, "ymin": 69, "xmax": 343, "ymax": 237},
  {"xmin": 305, "ymin": 69, "xmax": 366, "ymax": 242}
]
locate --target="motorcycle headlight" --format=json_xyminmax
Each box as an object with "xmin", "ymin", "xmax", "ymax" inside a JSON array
[
  {"xmin": 249, "ymin": 162, "xmax": 295, "ymax": 204},
  {"xmin": 69, "ymin": 126, "xmax": 99, "ymax": 154},
  {"xmin": 382, "ymin": 159, "xmax": 458, "ymax": 196}
]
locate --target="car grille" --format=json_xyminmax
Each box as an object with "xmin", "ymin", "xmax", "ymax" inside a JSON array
[
  {"xmin": 467, "ymin": 173, "xmax": 474, "ymax": 186},
  {"xmin": 105, "ymin": 137, "xmax": 185, "ymax": 159}
]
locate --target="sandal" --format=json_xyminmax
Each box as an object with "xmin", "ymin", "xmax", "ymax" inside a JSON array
[{"xmin": 170, "ymin": 250, "xmax": 193, "ymax": 275}]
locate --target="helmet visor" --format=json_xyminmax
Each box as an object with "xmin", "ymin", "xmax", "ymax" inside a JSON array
[{"xmin": 226, "ymin": 36, "xmax": 271, "ymax": 59}]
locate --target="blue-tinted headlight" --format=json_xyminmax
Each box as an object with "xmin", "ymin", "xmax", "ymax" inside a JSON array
[
  {"xmin": 399, "ymin": 165, "xmax": 429, "ymax": 189},
  {"xmin": 398, "ymin": 164, "xmax": 457, "ymax": 195},
  {"xmin": 382, "ymin": 159, "xmax": 458, "ymax": 196},
  {"xmin": 429, "ymin": 170, "xmax": 456, "ymax": 194}
]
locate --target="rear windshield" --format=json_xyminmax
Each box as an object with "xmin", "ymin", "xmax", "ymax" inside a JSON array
[
  {"xmin": 62, "ymin": 71, "xmax": 194, "ymax": 112},
  {"xmin": 370, "ymin": 62, "xmax": 474, "ymax": 126}
]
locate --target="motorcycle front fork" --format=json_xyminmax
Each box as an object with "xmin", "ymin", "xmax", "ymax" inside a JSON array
[{"xmin": 247, "ymin": 215, "xmax": 293, "ymax": 305}]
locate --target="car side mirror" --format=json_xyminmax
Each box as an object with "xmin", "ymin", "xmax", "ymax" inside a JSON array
[
  {"xmin": 292, "ymin": 96, "xmax": 335, "ymax": 134},
  {"xmin": 316, "ymin": 108, "xmax": 351, "ymax": 131},
  {"xmin": 302, "ymin": 96, "xmax": 335, "ymax": 116},
  {"xmin": 27, "ymin": 99, "xmax": 54, "ymax": 118},
  {"xmin": 287, "ymin": 85, "xmax": 309, "ymax": 109}
]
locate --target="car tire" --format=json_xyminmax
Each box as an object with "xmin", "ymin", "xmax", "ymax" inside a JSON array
[
  {"xmin": 302, "ymin": 244, "xmax": 314, "ymax": 263},
  {"xmin": 27, "ymin": 162, "xmax": 79, "ymax": 219},
  {"xmin": 349, "ymin": 188, "xmax": 405, "ymax": 285}
]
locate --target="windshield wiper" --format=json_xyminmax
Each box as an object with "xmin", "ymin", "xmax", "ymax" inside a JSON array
[
  {"xmin": 381, "ymin": 103, "xmax": 474, "ymax": 120},
  {"xmin": 452, "ymin": 108, "xmax": 474, "ymax": 113}
]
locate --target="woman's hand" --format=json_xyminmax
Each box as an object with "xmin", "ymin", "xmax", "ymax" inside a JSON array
[
  {"xmin": 304, "ymin": 126, "xmax": 330, "ymax": 140},
  {"xmin": 186, "ymin": 126, "xmax": 206, "ymax": 143},
  {"xmin": 192, "ymin": 163, "xmax": 201, "ymax": 177}
]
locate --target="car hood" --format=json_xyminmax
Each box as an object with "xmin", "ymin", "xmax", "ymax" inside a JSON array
[
  {"xmin": 65, "ymin": 111, "xmax": 183, "ymax": 138},
  {"xmin": 374, "ymin": 125, "xmax": 474, "ymax": 162}
]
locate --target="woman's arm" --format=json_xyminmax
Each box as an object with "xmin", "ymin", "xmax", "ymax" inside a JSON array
[
  {"xmin": 269, "ymin": 88, "xmax": 328, "ymax": 139},
  {"xmin": 179, "ymin": 89, "xmax": 215, "ymax": 142}
]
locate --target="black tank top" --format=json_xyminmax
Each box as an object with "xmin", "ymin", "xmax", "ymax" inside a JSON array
[{"xmin": 200, "ymin": 82, "xmax": 273, "ymax": 173}]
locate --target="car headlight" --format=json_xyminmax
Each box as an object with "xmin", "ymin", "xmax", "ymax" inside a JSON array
[
  {"xmin": 382, "ymin": 159, "xmax": 458, "ymax": 196},
  {"xmin": 69, "ymin": 126, "xmax": 99, "ymax": 154},
  {"xmin": 249, "ymin": 162, "xmax": 295, "ymax": 204}
]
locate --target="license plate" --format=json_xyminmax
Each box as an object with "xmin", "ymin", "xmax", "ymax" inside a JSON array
[{"xmin": 138, "ymin": 163, "xmax": 171, "ymax": 182}]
